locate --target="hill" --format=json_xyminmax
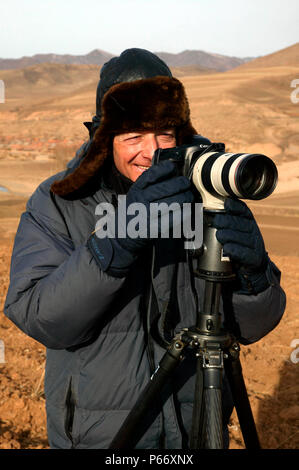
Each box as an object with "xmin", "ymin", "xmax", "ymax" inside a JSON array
[
  {"xmin": 234, "ymin": 43, "xmax": 299, "ymax": 70},
  {"xmin": 156, "ymin": 50, "xmax": 252, "ymax": 72},
  {"xmin": 0, "ymin": 49, "xmax": 114, "ymax": 71},
  {"xmin": 0, "ymin": 63, "xmax": 100, "ymax": 102}
]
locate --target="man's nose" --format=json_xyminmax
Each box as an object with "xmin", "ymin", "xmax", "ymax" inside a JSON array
[{"xmin": 142, "ymin": 134, "xmax": 159, "ymax": 159}]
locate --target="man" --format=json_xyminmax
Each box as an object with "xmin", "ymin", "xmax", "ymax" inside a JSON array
[{"xmin": 4, "ymin": 48, "xmax": 285, "ymax": 449}]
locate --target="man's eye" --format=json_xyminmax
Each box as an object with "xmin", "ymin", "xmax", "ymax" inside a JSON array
[
  {"xmin": 158, "ymin": 134, "xmax": 175, "ymax": 141},
  {"xmin": 125, "ymin": 135, "xmax": 141, "ymax": 142}
]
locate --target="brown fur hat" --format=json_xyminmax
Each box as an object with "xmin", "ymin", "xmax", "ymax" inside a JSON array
[{"xmin": 50, "ymin": 75, "xmax": 197, "ymax": 198}]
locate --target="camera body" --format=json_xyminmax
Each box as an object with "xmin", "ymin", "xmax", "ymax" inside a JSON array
[{"xmin": 152, "ymin": 135, "xmax": 278, "ymax": 210}]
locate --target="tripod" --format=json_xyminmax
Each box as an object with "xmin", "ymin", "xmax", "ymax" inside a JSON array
[{"xmin": 109, "ymin": 210, "xmax": 261, "ymax": 449}]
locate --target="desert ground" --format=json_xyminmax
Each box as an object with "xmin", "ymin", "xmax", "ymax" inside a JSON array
[{"xmin": 0, "ymin": 56, "xmax": 298, "ymax": 449}]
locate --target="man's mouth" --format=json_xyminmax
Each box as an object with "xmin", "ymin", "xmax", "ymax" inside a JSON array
[{"xmin": 135, "ymin": 164, "xmax": 150, "ymax": 172}]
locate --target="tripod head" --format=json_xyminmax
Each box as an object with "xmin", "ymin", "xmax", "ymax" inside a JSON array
[{"xmin": 192, "ymin": 208, "xmax": 235, "ymax": 281}]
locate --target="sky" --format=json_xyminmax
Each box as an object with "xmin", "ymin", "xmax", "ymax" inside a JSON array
[{"xmin": 1, "ymin": 0, "xmax": 298, "ymax": 59}]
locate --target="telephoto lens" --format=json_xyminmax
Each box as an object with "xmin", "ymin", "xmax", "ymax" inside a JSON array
[
  {"xmin": 152, "ymin": 138, "xmax": 278, "ymax": 210},
  {"xmin": 192, "ymin": 151, "xmax": 278, "ymax": 209}
]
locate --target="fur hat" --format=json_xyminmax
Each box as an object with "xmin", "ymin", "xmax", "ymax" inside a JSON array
[{"xmin": 50, "ymin": 51, "xmax": 197, "ymax": 198}]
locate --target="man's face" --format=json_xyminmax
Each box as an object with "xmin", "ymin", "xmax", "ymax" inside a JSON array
[{"xmin": 113, "ymin": 129, "xmax": 176, "ymax": 182}]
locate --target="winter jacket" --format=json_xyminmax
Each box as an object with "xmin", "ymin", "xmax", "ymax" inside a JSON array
[{"xmin": 4, "ymin": 146, "xmax": 286, "ymax": 449}]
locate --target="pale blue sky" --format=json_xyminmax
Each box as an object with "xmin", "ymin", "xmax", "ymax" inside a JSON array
[{"xmin": 1, "ymin": 0, "xmax": 298, "ymax": 59}]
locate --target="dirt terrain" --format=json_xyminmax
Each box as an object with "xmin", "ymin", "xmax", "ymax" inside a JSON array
[{"xmin": 0, "ymin": 50, "xmax": 298, "ymax": 449}]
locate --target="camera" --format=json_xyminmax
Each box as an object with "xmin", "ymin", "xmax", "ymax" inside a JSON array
[{"xmin": 152, "ymin": 135, "xmax": 278, "ymax": 210}]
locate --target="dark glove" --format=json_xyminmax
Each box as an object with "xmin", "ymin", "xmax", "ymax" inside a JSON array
[
  {"xmin": 88, "ymin": 160, "xmax": 194, "ymax": 277},
  {"xmin": 212, "ymin": 197, "xmax": 270, "ymax": 294}
]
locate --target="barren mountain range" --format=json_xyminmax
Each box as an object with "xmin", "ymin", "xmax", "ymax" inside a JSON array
[{"xmin": 0, "ymin": 47, "xmax": 253, "ymax": 72}]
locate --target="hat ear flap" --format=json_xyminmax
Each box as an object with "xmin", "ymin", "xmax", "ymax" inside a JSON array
[{"xmin": 50, "ymin": 134, "xmax": 112, "ymax": 198}]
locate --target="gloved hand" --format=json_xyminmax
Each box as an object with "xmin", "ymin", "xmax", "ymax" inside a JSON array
[
  {"xmin": 88, "ymin": 160, "xmax": 194, "ymax": 277},
  {"xmin": 212, "ymin": 197, "xmax": 270, "ymax": 294}
]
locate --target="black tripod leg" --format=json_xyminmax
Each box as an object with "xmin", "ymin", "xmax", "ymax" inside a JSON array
[
  {"xmin": 109, "ymin": 340, "xmax": 185, "ymax": 449},
  {"xmin": 190, "ymin": 344, "xmax": 224, "ymax": 449},
  {"xmin": 225, "ymin": 349, "xmax": 261, "ymax": 449},
  {"xmin": 201, "ymin": 371, "xmax": 223, "ymax": 449},
  {"xmin": 190, "ymin": 356, "xmax": 204, "ymax": 449},
  {"xmin": 200, "ymin": 349, "xmax": 224, "ymax": 449}
]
